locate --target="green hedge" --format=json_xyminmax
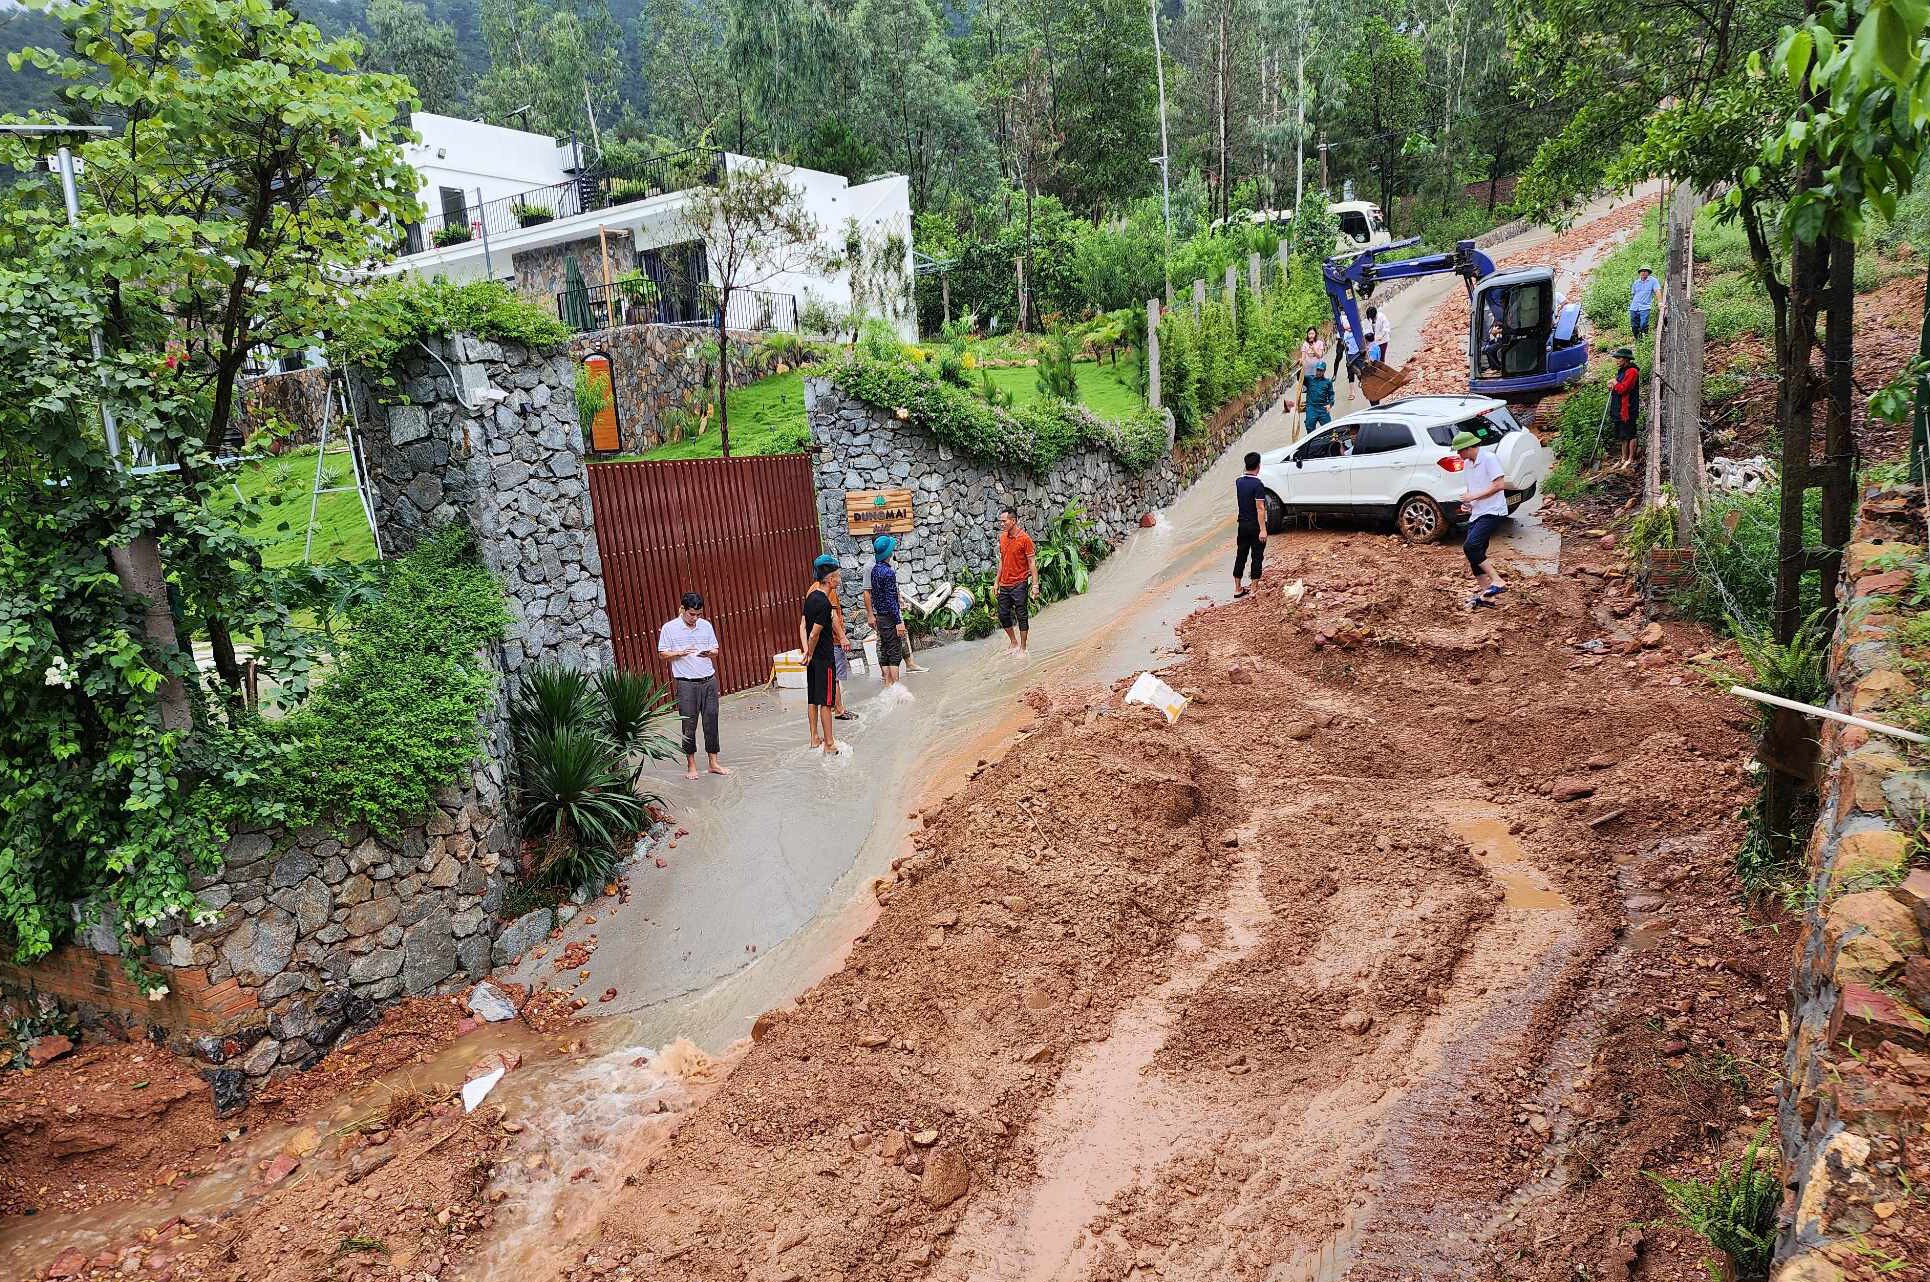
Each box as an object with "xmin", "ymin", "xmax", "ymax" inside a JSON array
[
  {"xmin": 266, "ymin": 529, "xmax": 511, "ymax": 833},
  {"xmin": 1157, "ymin": 266, "xmax": 1319, "ymax": 438},
  {"xmin": 330, "ymin": 278, "xmax": 573, "ymax": 377},
  {"xmin": 831, "ymin": 354, "xmax": 1166, "ymax": 475}
]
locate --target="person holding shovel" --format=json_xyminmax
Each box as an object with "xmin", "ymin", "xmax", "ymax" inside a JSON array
[{"xmin": 1609, "ymin": 347, "xmax": 1640, "ymax": 470}]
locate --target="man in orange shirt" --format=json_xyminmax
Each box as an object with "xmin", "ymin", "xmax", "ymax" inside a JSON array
[{"xmin": 995, "ymin": 506, "xmax": 1039, "ymax": 655}]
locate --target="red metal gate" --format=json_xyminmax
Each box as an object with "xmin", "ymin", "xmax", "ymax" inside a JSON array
[{"xmin": 587, "ymin": 454, "xmax": 824, "ymax": 694}]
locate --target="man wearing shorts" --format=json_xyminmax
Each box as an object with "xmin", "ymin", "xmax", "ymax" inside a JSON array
[
  {"xmin": 864, "ymin": 534, "xmax": 910, "ymax": 685},
  {"xmin": 1233, "ymin": 451, "xmax": 1267, "ymax": 597},
  {"xmin": 802, "ymin": 559, "xmax": 841, "ymax": 753},
  {"xmin": 995, "ymin": 507, "xmax": 1038, "ymax": 655},
  {"xmin": 1453, "ymin": 430, "xmax": 1509, "ymax": 609}
]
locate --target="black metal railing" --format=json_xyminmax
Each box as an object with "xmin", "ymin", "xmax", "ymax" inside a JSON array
[
  {"xmin": 555, "ymin": 275, "xmax": 798, "ymax": 336},
  {"xmin": 405, "ymin": 148, "xmax": 723, "ymax": 255}
]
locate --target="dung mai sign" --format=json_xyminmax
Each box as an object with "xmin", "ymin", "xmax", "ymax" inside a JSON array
[{"xmin": 844, "ymin": 487, "xmax": 915, "ymax": 535}]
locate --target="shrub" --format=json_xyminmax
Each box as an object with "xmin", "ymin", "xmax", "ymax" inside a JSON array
[
  {"xmin": 431, "ymin": 224, "xmax": 473, "ymax": 247},
  {"xmin": 1681, "ymin": 483, "xmax": 1821, "ymax": 634},
  {"xmin": 270, "ymin": 529, "xmax": 510, "ymax": 834},
  {"xmin": 574, "ymin": 366, "xmax": 610, "ymax": 435},
  {"xmin": 595, "ymin": 669, "xmax": 680, "ymax": 764},
  {"xmin": 1036, "ymin": 328, "xmax": 1078, "ymax": 401},
  {"xmin": 1646, "ymin": 1126, "xmax": 1781, "ymax": 1281},
  {"xmin": 517, "ymin": 727, "xmax": 648, "ymax": 893},
  {"xmin": 330, "ymin": 278, "xmax": 572, "ymax": 379},
  {"xmin": 512, "ymin": 203, "xmax": 556, "ymax": 227},
  {"xmin": 1036, "ymin": 502, "xmax": 1100, "ymax": 602}
]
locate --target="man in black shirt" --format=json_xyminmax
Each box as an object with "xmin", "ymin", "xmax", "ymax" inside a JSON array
[
  {"xmin": 802, "ymin": 558, "xmax": 841, "ymax": 754},
  {"xmin": 1233, "ymin": 451, "xmax": 1268, "ymax": 597}
]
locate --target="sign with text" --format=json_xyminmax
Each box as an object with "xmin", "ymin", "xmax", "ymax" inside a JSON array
[{"xmin": 844, "ymin": 488, "xmax": 916, "ymax": 535}]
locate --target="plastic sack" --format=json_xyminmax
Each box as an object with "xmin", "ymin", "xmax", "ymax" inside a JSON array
[{"xmin": 1125, "ymin": 672, "xmax": 1188, "ymax": 723}]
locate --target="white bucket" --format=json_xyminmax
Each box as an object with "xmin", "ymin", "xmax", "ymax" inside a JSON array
[
  {"xmin": 773, "ymin": 649, "xmax": 806, "ymax": 689},
  {"xmin": 945, "ymin": 586, "xmax": 974, "ymax": 616},
  {"xmin": 863, "ymin": 635, "xmax": 880, "ymax": 676}
]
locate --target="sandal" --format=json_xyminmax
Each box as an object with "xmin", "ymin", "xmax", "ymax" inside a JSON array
[{"xmin": 835, "ymin": 712, "xmax": 856, "ymax": 721}]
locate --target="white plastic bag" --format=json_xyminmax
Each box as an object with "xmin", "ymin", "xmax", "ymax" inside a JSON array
[{"xmin": 1125, "ymin": 672, "xmax": 1188, "ymax": 723}]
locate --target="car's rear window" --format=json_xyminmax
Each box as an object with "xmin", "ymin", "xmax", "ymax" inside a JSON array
[{"xmin": 1426, "ymin": 425, "xmax": 1456, "ymax": 447}]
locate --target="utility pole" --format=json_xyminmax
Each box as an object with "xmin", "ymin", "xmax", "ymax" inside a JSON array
[{"xmin": 1150, "ymin": 0, "xmax": 1173, "ymax": 276}]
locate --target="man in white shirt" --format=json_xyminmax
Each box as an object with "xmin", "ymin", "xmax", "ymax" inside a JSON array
[
  {"xmin": 1451, "ymin": 430, "xmax": 1510, "ymax": 608},
  {"xmin": 658, "ymin": 591, "xmax": 728, "ymax": 779}
]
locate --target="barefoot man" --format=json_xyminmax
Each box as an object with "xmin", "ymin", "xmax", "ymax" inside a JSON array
[
  {"xmin": 803, "ymin": 558, "xmax": 842, "ymax": 754},
  {"xmin": 658, "ymin": 591, "xmax": 729, "ymax": 779},
  {"xmin": 995, "ymin": 507, "xmax": 1038, "ymax": 656}
]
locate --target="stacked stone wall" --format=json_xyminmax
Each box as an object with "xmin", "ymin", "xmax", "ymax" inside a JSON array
[
  {"xmin": 568, "ymin": 324, "xmax": 785, "ymax": 454},
  {"xmin": 805, "ymin": 372, "xmax": 1287, "ymax": 636},
  {"xmin": 1774, "ymin": 484, "xmax": 1930, "ymax": 1278},
  {"xmin": 357, "ymin": 334, "xmax": 614, "ymax": 674}
]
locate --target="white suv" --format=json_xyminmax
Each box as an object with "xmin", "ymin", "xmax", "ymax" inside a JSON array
[{"xmin": 1257, "ymin": 395, "xmax": 1552, "ymax": 542}]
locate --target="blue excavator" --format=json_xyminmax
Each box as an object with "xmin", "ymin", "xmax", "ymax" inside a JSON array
[{"xmin": 1323, "ymin": 236, "xmax": 1589, "ymax": 424}]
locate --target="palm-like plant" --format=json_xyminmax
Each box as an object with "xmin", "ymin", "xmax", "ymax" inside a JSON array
[
  {"xmin": 596, "ymin": 669, "xmax": 680, "ymax": 764},
  {"xmin": 518, "ymin": 727, "xmax": 652, "ymax": 892},
  {"xmin": 513, "ymin": 664, "xmax": 598, "ymax": 745}
]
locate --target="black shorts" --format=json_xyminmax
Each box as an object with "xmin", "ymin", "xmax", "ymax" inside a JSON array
[
  {"xmin": 996, "ymin": 581, "xmax": 1030, "ymax": 632},
  {"xmin": 1612, "ymin": 416, "xmax": 1637, "ymax": 441},
  {"xmin": 806, "ymin": 659, "xmax": 838, "ymax": 707},
  {"xmin": 1465, "ymin": 513, "xmax": 1506, "ymax": 571},
  {"xmin": 1234, "ymin": 525, "xmax": 1265, "ymax": 580},
  {"xmin": 876, "ymin": 624, "xmax": 905, "ymax": 667}
]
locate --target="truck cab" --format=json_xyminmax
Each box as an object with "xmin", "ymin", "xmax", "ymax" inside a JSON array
[
  {"xmin": 1467, "ymin": 267, "xmax": 1588, "ymax": 397},
  {"xmin": 1330, "ymin": 200, "xmax": 1390, "ymax": 258}
]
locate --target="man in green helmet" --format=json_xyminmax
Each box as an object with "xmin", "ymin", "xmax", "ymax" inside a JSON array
[{"xmin": 1452, "ymin": 429, "xmax": 1510, "ymax": 608}]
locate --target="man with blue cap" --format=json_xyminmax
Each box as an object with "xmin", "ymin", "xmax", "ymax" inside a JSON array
[{"xmin": 863, "ymin": 535, "xmax": 911, "ymax": 686}]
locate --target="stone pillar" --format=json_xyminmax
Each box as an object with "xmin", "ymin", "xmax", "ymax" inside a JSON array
[
  {"xmin": 1225, "ymin": 265, "xmax": 1239, "ymax": 325},
  {"xmin": 1192, "ymin": 278, "xmax": 1206, "ymax": 316},
  {"xmin": 1278, "ymin": 242, "xmax": 1291, "ymax": 284},
  {"xmin": 1146, "ymin": 299, "xmax": 1162, "ymax": 411},
  {"xmin": 1249, "ymin": 251, "xmax": 1263, "ymax": 295},
  {"xmin": 358, "ymin": 333, "xmax": 615, "ymax": 675}
]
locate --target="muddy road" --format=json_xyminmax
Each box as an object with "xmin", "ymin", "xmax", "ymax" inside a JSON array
[{"xmin": 558, "ymin": 526, "xmax": 1783, "ymax": 1282}]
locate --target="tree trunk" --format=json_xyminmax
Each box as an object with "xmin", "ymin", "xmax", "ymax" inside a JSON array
[
  {"xmin": 1771, "ymin": 212, "xmax": 1827, "ymax": 645},
  {"xmin": 1293, "ymin": 46, "xmax": 1305, "ymax": 212},
  {"xmin": 1216, "ymin": 2, "xmax": 1229, "ymax": 226},
  {"xmin": 1816, "ymin": 235, "xmax": 1856, "ymax": 631},
  {"xmin": 110, "ymin": 538, "xmax": 193, "ymax": 732},
  {"xmin": 716, "ymin": 298, "xmax": 732, "ymax": 459}
]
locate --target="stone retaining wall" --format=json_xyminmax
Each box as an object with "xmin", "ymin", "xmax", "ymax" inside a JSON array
[
  {"xmin": 568, "ymin": 323, "xmax": 786, "ymax": 454},
  {"xmin": 805, "ymin": 373, "xmax": 1288, "ymax": 637},
  {"xmin": 1774, "ymin": 483, "xmax": 1930, "ymax": 1278},
  {"xmin": 357, "ymin": 334, "xmax": 614, "ymax": 674}
]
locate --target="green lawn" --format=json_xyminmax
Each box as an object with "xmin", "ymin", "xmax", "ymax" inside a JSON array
[
  {"xmin": 635, "ymin": 357, "xmax": 1149, "ymax": 462},
  {"xmin": 635, "ymin": 370, "xmax": 812, "ymax": 461},
  {"xmin": 979, "ymin": 357, "xmax": 1148, "ymax": 421},
  {"xmin": 223, "ymin": 446, "xmax": 377, "ymax": 566}
]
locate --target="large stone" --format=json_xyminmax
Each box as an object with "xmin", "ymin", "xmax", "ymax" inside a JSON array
[
  {"xmin": 220, "ymin": 909, "xmax": 297, "ymax": 985},
  {"xmin": 1842, "ymin": 747, "xmax": 1909, "ymax": 814},
  {"xmin": 919, "ymin": 1147, "xmax": 971, "ymax": 1207},
  {"xmin": 493, "ymin": 907, "xmax": 553, "ymax": 966},
  {"xmin": 401, "ymin": 907, "xmax": 458, "ymax": 992},
  {"xmin": 466, "ymin": 981, "xmax": 518, "ymax": 1023},
  {"xmin": 1834, "ymin": 829, "xmax": 1910, "ymax": 882},
  {"xmin": 1825, "ymin": 890, "xmax": 1923, "ymax": 984},
  {"xmin": 344, "ymin": 896, "xmax": 400, "ymax": 937},
  {"xmin": 277, "ymin": 877, "xmax": 333, "ymax": 935},
  {"xmin": 239, "ymin": 1036, "xmax": 283, "ymax": 1077},
  {"xmin": 337, "ymin": 873, "xmax": 374, "ymax": 907},
  {"xmin": 347, "ymin": 947, "xmax": 404, "ymax": 985}
]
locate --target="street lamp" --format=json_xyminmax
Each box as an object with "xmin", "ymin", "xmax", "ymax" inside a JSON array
[{"xmin": 1, "ymin": 122, "xmax": 122, "ymax": 462}]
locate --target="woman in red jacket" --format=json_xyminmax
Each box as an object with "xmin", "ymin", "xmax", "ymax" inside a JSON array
[{"xmin": 1609, "ymin": 347, "xmax": 1640, "ymax": 470}]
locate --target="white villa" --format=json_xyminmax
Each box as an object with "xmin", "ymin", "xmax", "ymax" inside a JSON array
[{"xmin": 388, "ymin": 113, "xmax": 917, "ymax": 340}]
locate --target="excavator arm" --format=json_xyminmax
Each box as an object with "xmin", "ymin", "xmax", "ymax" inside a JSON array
[{"xmin": 1321, "ymin": 238, "xmax": 1496, "ymax": 381}]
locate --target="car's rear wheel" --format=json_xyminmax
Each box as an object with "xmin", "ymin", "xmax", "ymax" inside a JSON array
[
  {"xmin": 1395, "ymin": 493, "xmax": 1447, "ymax": 543},
  {"xmin": 1265, "ymin": 491, "xmax": 1291, "ymax": 535}
]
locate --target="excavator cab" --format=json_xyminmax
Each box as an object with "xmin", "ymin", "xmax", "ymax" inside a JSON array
[{"xmin": 1468, "ymin": 268, "xmax": 1588, "ymax": 398}]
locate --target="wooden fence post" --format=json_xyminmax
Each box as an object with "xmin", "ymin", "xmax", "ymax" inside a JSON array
[{"xmin": 1147, "ymin": 299, "xmax": 1162, "ymax": 411}]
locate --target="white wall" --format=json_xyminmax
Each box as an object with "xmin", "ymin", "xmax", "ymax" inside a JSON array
[{"xmin": 405, "ymin": 112, "xmax": 573, "ymax": 216}]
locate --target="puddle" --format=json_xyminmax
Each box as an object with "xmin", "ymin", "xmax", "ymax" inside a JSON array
[{"xmin": 1434, "ymin": 804, "xmax": 1568, "ymax": 910}]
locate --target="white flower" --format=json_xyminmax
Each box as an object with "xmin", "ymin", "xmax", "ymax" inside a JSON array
[
  {"xmin": 146, "ymin": 985, "xmax": 170, "ymax": 1001},
  {"xmin": 42, "ymin": 657, "xmax": 73, "ymax": 688}
]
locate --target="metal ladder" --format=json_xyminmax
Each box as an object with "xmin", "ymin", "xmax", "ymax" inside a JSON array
[{"xmin": 302, "ymin": 368, "xmax": 384, "ymax": 562}]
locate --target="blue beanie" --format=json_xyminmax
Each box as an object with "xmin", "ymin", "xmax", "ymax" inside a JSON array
[
  {"xmin": 812, "ymin": 553, "xmax": 839, "ymax": 574},
  {"xmin": 873, "ymin": 535, "xmax": 897, "ymax": 561}
]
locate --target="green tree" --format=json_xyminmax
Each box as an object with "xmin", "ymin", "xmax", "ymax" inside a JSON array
[
  {"xmin": 676, "ymin": 161, "xmax": 834, "ymax": 453},
  {"xmin": 0, "ymin": 0, "xmax": 421, "ymax": 974},
  {"xmin": 640, "ymin": 0, "xmax": 727, "ymax": 144},
  {"xmin": 475, "ymin": 0, "xmax": 622, "ymax": 139},
  {"xmin": 850, "ymin": 0, "xmax": 985, "ymax": 210},
  {"xmin": 1050, "ymin": 0, "xmax": 1158, "ymax": 217},
  {"xmin": 365, "ymin": 0, "xmax": 466, "ymax": 113},
  {"xmin": 1339, "ymin": 17, "xmax": 1426, "ymax": 219}
]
